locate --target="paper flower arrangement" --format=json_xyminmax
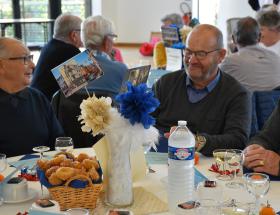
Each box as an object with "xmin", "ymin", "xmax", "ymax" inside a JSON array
[{"xmin": 78, "ymin": 82, "xmax": 160, "ymax": 150}]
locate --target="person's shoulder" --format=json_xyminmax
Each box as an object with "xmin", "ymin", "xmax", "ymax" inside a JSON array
[
  {"xmin": 27, "ymin": 87, "xmax": 50, "ymax": 102},
  {"xmin": 221, "ymin": 72, "xmax": 248, "ymax": 93},
  {"xmin": 96, "ymin": 55, "xmax": 127, "ymax": 70}
]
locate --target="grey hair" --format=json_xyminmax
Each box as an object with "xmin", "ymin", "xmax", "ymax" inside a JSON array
[
  {"xmin": 53, "ymin": 13, "xmax": 82, "ymax": 41},
  {"xmin": 161, "ymin": 13, "xmax": 183, "ymax": 26},
  {"xmin": 81, "ymin": 15, "xmax": 115, "ymax": 48},
  {"xmin": 234, "ymin": 17, "xmax": 260, "ymax": 46},
  {"xmin": 0, "ymin": 37, "xmax": 23, "ymax": 58},
  {"xmin": 257, "ymin": 10, "xmax": 280, "ymax": 31}
]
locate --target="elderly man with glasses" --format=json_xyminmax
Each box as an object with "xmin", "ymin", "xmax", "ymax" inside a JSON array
[
  {"xmin": 31, "ymin": 13, "xmax": 83, "ymax": 101},
  {"xmin": 152, "ymin": 24, "xmax": 251, "ymax": 156},
  {"xmin": 81, "ymin": 15, "xmax": 127, "ymax": 97},
  {"xmin": 0, "ymin": 37, "xmax": 64, "ymax": 157}
]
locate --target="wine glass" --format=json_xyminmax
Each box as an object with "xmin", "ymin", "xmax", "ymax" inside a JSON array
[
  {"xmin": 0, "ymin": 153, "xmax": 7, "ymax": 206},
  {"xmin": 245, "ymin": 173, "xmax": 270, "ymax": 214},
  {"xmin": 55, "ymin": 137, "xmax": 74, "ymax": 152},
  {"xmin": 142, "ymin": 142, "xmax": 154, "ymax": 173},
  {"xmin": 213, "ymin": 149, "xmax": 231, "ymax": 180},
  {"xmin": 225, "ymin": 149, "xmax": 244, "ymax": 188},
  {"xmin": 33, "ymin": 146, "xmax": 50, "ymax": 159}
]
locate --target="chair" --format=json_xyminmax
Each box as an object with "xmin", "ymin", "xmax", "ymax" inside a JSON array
[
  {"xmin": 51, "ymin": 89, "xmax": 115, "ymax": 148},
  {"xmin": 250, "ymin": 89, "xmax": 280, "ymax": 137}
]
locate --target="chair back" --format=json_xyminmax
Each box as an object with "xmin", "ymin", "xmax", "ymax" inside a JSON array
[
  {"xmin": 51, "ymin": 89, "xmax": 115, "ymax": 148},
  {"xmin": 250, "ymin": 89, "xmax": 280, "ymax": 137}
]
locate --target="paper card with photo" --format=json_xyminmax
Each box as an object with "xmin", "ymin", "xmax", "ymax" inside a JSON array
[
  {"xmin": 51, "ymin": 50, "xmax": 103, "ymax": 97},
  {"xmin": 161, "ymin": 26, "xmax": 180, "ymax": 47},
  {"xmin": 120, "ymin": 65, "xmax": 151, "ymax": 92}
]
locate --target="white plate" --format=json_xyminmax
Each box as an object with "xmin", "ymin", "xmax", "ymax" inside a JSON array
[{"xmin": 4, "ymin": 188, "xmax": 37, "ymax": 204}]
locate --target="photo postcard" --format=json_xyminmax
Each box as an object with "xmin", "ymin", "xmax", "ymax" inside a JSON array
[
  {"xmin": 120, "ymin": 65, "xmax": 151, "ymax": 92},
  {"xmin": 51, "ymin": 49, "xmax": 103, "ymax": 97}
]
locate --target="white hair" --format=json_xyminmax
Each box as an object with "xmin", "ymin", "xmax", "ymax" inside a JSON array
[{"xmin": 81, "ymin": 15, "xmax": 115, "ymax": 48}]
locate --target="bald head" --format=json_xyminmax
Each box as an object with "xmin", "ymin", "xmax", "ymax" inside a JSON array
[
  {"xmin": 187, "ymin": 24, "xmax": 224, "ymax": 49},
  {"xmin": 0, "ymin": 37, "xmax": 26, "ymax": 58}
]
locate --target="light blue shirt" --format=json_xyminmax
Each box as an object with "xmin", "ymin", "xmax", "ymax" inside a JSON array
[{"xmin": 186, "ymin": 71, "xmax": 221, "ymax": 103}]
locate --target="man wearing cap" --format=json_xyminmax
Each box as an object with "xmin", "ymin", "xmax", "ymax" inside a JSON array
[
  {"xmin": 81, "ymin": 15, "xmax": 127, "ymax": 97},
  {"xmin": 31, "ymin": 13, "xmax": 83, "ymax": 101}
]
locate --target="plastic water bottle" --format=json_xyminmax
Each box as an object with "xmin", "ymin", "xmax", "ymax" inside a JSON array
[{"xmin": 168, "ymin": 120, "xmax": 195, "ymax": 213}]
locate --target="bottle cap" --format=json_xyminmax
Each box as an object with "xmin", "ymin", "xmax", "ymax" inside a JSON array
[{"xmin": 178, "ymin": 120, "xmax": 187, "ymax": 126}]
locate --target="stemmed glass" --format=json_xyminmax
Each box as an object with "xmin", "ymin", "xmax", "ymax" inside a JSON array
[
  {"xmin": 55, "ymin": 137, "xmax": 74, "ymax": 153},
  {"xmin": 213, "ymin": 149, "xmax": 231, "ymax": 180},
  {"xmin": 32, "ymin": 146, "xmax": 50, "ymax": 159},
  {"xmin": 245, "ymin": 173, "xmax": 270, "ymax": 214},
  {"xmin": 0, "ymin": 153, "xmax": 7, "ymax": 206},
  {"xmin": 225, "ymin": 149, "xmax": 244, "ymax": 188}
]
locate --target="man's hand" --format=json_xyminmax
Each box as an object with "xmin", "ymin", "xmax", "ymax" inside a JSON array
[{"xmin": 244, "ymin": 144, "xmax": 280, "ymax": 176}]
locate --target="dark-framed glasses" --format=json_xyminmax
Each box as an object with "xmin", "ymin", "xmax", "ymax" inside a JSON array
[
  {"xmin": 184, "ymin": 48, "xmax": 220, "ymax": 60},
  {"xmin": 7, "ymin": 54, "xmax": 33, "ymax": 65}
]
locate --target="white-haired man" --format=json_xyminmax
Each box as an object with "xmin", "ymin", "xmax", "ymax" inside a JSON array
[
  {"xmin": 81, "ymin": 15, "xmax": 127, "ymax": 96},
  {"xmin": 31, "ymin": 13, "xmax": 83, "ymax": 101}
]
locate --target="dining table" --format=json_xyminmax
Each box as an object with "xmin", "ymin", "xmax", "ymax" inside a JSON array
[{"xmin": 1, "ymin": 146, "xmax": 280, "ymax": 215}]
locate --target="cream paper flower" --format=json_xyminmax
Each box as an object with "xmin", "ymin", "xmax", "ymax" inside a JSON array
[{"xmin": 78, "ymin": 95, "xmax": 112, "ymax": 136}]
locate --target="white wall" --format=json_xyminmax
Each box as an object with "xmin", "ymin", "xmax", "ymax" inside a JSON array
[
  {"xmin": 93, "ymin": 0, "xmax": 257, "ymax": 44},
  {"xmin": 97, "ymin": 0, "xmax": 183, "ymax": 43}
]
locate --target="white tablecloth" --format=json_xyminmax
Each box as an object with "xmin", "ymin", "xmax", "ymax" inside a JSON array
[{"xmin": 1, "ymin": 149, "xmax": 280, "ymax": 214}]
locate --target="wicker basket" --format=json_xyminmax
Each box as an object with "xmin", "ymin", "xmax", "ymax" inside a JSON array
[{"xmin": 48, "ymin": 175, "xmax": 103, "ymax": 211}]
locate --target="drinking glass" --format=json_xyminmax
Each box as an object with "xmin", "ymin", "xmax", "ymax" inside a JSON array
[
  {"xmin": 245, "ymin": 173, "xmax": 270, "ymax": 214},
  {"xmin": 0, "ymin": 153, "xmax": 7, "ymax": 206},
  {"xmin": 195, "ymin": 199, "xmax": 220, "ymax": 215},
  {"xmin": 55, "ymin": 137, "xmax": 74, "ymax": 152},
  {"xmin": 213, "ymin": 149, "xmax": 231, "ymax": 180},
  {"xmin": 32, "ymin": 146, "xmax": 50, "ymax": 159},
  {"xmin": 225, "ymin": 149, "xmax": 244, "ymax": 188}
]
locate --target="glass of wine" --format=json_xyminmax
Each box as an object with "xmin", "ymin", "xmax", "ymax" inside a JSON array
[
  {"xmin": 55, "ymin": 137, "xmax": 74, "ymax": 153},
  {"xmin": 213, "ymin": 149, "xmax": 232, "ymax": 180},
  {"xmin": 245, "ymin": 173, "xmax": 270, "ymax": 214},
  {"xmin": 0, "ymin": 153, "xmax": 7, "ymax": 206},
  {"xmin": 225, "ymin": 149, "xmax": 244, "ymax": 188},
  {"xmin": 32, "ymin": 146, "xmax": 50, "ymax": 159}
]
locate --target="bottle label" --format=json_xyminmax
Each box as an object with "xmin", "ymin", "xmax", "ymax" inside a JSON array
[{"xmin": 168, "ymin": 146, "xmax": 195, "ymax": 160}]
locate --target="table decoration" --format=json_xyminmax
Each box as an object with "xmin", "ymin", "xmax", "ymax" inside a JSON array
[{"xmin": 79, "ymin": 82, "xmax": 160, "ymax": 207}]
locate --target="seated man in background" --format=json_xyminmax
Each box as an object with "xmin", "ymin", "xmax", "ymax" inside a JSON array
[
  {"xmin": 152, "ymin": 24, "xmax": 251, "ymax": 156},
  {"xmin": 31, "ymin": 13, "xmax": 83, "ymax": 101},
  {"xmin": 0, "ymin": 38, "xmax": 64, "ymax": 157},
  {"xmin": 81, "ymin": 15, "xmax": 127, "ymax": 97},
  {"xmin": 257, "ymin": 10, "xmax": 280, "ymax": 56},
  {"xmin": 244, "ymin": 101, "xmax": 280, "ymax": 176},
  {"xmin": 220, "ymin": 17, "xmax": 280, "ymax": 92}
]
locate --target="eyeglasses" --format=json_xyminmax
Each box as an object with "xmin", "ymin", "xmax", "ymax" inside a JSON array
[
  {"xmin": 184, "ymin": 48, "xmax": 220, "ymax": 60},
  {"xmin": 6, "ymin": 54, "xmax": 34, "ymax": 65},
  {"xmin": 106, "ymin": 33, "xmax": 117, "ymax": 41}
]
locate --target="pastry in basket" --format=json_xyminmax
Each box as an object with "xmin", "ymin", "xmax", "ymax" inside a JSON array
[
  {"xmin": 45, "ymin": 166, "xmax": 60, "ymax": 178},
  {"xmin": 56, "ymin": 167, "xmax": 76, "ymax": 181},
  {"xmin": 77, "ymin": 153, "xmax": 90, "ymax": 162},
  {"xmin": 54, "ymin": 151, "xmax": 75, "ymax": 160},
  {"xmin": 82, "ymin": 158, "xmax": 99, "ymax": 170},
  {"xmin": 37, "ymin": 159, "xmax": 51, "ymax": 171},
  {"xmin": 48, "ymin": 173, "xmax": 63, "ymax": 186},
  {"xmin": 49, "ymin": 155, "xmax": 65, "ymax": 166}
]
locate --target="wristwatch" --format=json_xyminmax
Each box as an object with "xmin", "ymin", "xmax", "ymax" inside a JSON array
[{"xmin": 195, "ymin": 135, "xmax": 206, "ymax": 152}]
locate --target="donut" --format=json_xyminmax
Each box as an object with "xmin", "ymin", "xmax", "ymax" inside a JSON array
[
  {"xmin": 56, "ymin": 167, "xmax": 75, "ymax": 181},
  {"xmin": 48, "ymin": 172, "xmax": 63, "ymax": 186},
  {"xmin": 45, "ymin": 166, "xmax": 60, "ymax": 178},
  {"xmin": 72, "ymin": 161, "xmax": 83, "ymax": 169},
  {"xmin": 77, "ymin": 153, "xmax": 89, "ymax": 162},
  {"xmin": 55, "ymin": 152, "xmax": 75, "ymax": 160}
]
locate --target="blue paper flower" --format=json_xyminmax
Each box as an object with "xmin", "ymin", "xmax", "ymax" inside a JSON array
[{"xmin": 115, "ymin": 82, "xmax": 160, "ymax": 129}]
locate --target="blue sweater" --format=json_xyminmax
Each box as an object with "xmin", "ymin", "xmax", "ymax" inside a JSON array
[
  {"xmin": 87, "ymin": 54, "xmax": 128, "ymax": 97},
  {"xmin": 0, "ymin": 87, "xmax": 64, "ymax": 157}
]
